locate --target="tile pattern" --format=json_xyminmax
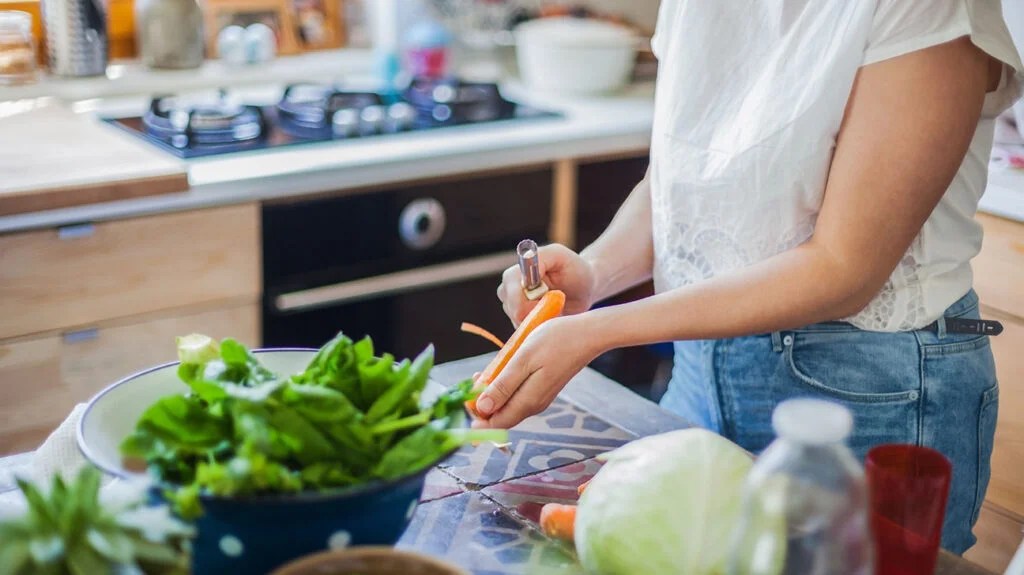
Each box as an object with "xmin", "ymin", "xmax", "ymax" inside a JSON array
[
  {"xmin": 397, "ymin": 398, "xmax": 629, "ymax": 574},
  {"xmin": 440, "ymin": 398, "xmax": 633, "ymax": 487}
]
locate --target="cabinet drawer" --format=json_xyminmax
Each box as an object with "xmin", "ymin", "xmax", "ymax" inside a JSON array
[
  {"xmin": 988, "ymin": 313, "xmax": 1024, "ymax": 518},
  {"xmin": 0, "ymin": 204, "xmax": 260, "ymax": 340},
  {"xmin": 0, "ymin": 302, "xmax": 259, "ymax": 455},
  {"xmin": 975, "ymin": 213, "xmax": 1024, "ymax": 319}
]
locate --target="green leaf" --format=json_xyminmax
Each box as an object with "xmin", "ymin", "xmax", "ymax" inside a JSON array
[
  {"xmin": 266, "ymin": 406, "xmax": 337, "ymax": 465},
  {"xmin": 65, "ymin": 543, "xmax": 111, "ymax": 575},
  {"xmin": 0, "ymin": 538, "xmax": 30, "ymax": 575},
  {"xmin": 85, "ymin": 528, "xmax": 135, "ymax": 564},
  {"xmin": 365, "ymin": 345, "xmax": 433, "ymax": 424}
]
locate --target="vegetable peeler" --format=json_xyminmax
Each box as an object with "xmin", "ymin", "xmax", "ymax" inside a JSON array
[{"xmin": 517, "ymin": 239, "xmax": 549, "ymax": 301}]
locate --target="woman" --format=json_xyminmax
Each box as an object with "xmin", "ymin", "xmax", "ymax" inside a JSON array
[{"xmin": 473, "ymin": 1, "xmax": 1022, "ymax": 553}]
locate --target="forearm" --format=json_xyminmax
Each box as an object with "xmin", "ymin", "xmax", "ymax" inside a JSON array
[
  {"xmin": 579, "ymin": 173, "xmax": 655, "ymax": 303},
  {"xmin": 586, "ymin": 239, "xmax": 875, "ymax": 351}
]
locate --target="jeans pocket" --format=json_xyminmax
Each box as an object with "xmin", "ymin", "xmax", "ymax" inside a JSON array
[
  {"xmin": 972, "ymin": 384, "xmax": 999, "ymax": 526},
  {"xmin": 784, "ymin": 332, "xmax": 921, "ymax": 404}
]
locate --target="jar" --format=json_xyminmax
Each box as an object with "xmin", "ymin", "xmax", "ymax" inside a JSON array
[
  {"xmin": 135, "ymin": 0, "xmax": 204, "ymax": 69},
  {"xmin": 0, "ymin": 11, "xmax": 37, "ymax": 85}
]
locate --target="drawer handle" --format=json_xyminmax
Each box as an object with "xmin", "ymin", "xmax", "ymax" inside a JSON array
[
  {"xmin": 274, "ymin": 251, "xmax": 513, "ymax": 313},
  {"xmin": 57, "ymin": 223, "xmax": 96, "ymax": 240},
  {"xmin": 63, "ymin": 328, "xmax": 99, "ymax": 344}
]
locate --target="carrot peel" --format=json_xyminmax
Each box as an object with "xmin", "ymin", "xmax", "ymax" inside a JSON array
[
  {"xmin": 460, "ymin": 322, "xmax": 506, "ymax": 349},
  {"xmin": 576, "ymin": 479, "xmax": 591, "ymax": 497},
  {"xmin": 466, "ymin": 289, "xmax": 566, "ymax": 416},
  {"xmin": 540, "ymin": 503, "xmax": 576, "ymax": 542}
]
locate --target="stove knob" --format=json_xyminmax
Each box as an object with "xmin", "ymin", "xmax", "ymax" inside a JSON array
[
  {"xmin": 360, "ymin": 105, "xmax": 386, "ymax": 134},
  {"xmin": 399, "ymin": 198, "xmax": 446, "ymax": 250},
  {"xmin": 332, "ymin": 108, "xmax": 360, "ymax": 138},
  {"xmin": 386, "ymin": 102, "xmax": 417, "ymax": 131}
]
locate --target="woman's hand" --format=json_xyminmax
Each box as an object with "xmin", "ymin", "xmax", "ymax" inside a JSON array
[
  {"xmin": 472, "ymin": 314, "xmax": 603, "ymax": 429},
  {"xmin": 497, "ymin": 243, "xmax": 596, "ymax": 327}
]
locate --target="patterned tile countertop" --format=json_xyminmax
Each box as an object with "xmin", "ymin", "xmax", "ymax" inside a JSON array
[{"xmin": 405, "ymin": 355, "xmax": 993, "ymax": 575}]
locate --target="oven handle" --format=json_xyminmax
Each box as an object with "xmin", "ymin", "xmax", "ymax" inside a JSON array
[{"xmin": 274, "ymin": 251, "xmax": 514, "ymax": 313}]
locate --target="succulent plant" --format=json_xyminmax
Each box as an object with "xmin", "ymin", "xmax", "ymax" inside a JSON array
[{"xmin": 0, "ymin": 467, "xmax": 192, "ymax": 575}]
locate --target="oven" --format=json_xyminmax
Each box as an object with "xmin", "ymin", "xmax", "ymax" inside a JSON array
[{"xmin": 261, "ymin": 168, "xmax": 553, "ymax": 363}]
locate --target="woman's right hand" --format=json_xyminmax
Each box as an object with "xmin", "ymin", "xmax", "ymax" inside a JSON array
[{"xmin": 497, "ymin": 243, "xmax": 597, "ymax": 327}]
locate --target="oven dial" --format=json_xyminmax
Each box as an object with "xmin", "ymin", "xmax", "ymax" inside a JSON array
[{"xmin": 399, "ymin": 198, "xmax": 446, "ymax": 250}]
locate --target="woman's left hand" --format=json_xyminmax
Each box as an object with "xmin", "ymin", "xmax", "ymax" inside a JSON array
[{"xmin": 472, "ymin": 314, "xmax": 603, "ymax": 429}]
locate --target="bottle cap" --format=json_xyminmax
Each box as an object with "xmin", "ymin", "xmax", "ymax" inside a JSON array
[{"xmin": 772, "ymin": 398, "xmax": 853, "ymax": 445}]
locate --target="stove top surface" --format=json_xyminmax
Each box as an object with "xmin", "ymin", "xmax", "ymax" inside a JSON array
[{"xmin": 106, "ymin": 79, "xmax": 561, "ymax": 159}]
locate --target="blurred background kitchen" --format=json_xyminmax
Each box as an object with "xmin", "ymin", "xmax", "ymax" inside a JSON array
[{"xmin": 1, "ymin": 0, "xmax": 1024, "ymax": 571}]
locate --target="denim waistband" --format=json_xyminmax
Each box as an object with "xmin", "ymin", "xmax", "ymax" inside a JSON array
[{"xmin": 787, "ymin": 289, "xmax": 979, "ymax": 334}]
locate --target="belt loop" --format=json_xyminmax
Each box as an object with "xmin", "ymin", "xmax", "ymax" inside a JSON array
[
  {"xmin": 937, "ymin": 316, "xmax": 948, "ymax": 339},
  {"xmin": 771, "ymin": 331, "xmax": 783, "ymax": 353}
]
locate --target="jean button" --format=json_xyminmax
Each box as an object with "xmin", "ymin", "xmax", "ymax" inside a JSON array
[
  {"xmin": 782, "ymin": 335, "xmax": 794, "ymax": 346},
  {"xmin": 909, "ymin": 390, "xmax": 920, "ymax": 401}
]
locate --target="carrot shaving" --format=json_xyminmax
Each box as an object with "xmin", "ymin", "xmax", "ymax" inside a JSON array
[
  {"xmin": 460, "ymin": 322, "xmax": 506, "ymax": 349},
  {"xmin": 540, "ymin": 503, "xmax": 576, "ymax": 542},
  {"xmin": 466, "ymin": 290, "xmax": 566, "ymax": 417},
  {"xmin": 576, "ymin": 479, "xmax": 591, "ymax": 497}
]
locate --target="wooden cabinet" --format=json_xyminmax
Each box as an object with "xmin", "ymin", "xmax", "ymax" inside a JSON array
[
  {"xmin": 0, "ymin": 202, "xmax": 262, "ymax": 455},
  {"xmin": 0, "ymin": 204, "xmax": 260, "ymax": 340},
  {"xmin": 965, "ymin": 213, "xmax": 1024, "ymax": 572},
  {"xmin": 0, "ymin": 301, "xmax": 260, "ymax": 455}
]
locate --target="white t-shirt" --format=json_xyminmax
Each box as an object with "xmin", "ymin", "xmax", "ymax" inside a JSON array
[{"xmin": 649, "ymin": 0, "xmax": 1023, "ymax": 331}]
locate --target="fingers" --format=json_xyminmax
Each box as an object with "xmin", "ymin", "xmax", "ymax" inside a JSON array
[
  {"xmin": 499, "ymin": 265, "xmax": 538, "ymax": 326},
  {"xmin": 474, "ymin": 350, "xmax": 530, "ymax": 417}
]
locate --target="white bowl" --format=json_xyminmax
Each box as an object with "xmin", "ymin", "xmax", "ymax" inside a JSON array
[
  {"xmin": 514, "ymin": 17, "xmax": 638, "ymax": 96},
  {"xmin": 77, "ymin": 349, "xmax": 318, "ymax": 477}
]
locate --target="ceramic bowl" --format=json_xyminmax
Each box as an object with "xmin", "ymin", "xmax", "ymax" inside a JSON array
[
  {"xmin": 270, "ymin": 547, "xmax": 469, "ymax": 575},
  {"xmin": 77, "ymin": 349, "xmax": 460, "ymax": 574}
]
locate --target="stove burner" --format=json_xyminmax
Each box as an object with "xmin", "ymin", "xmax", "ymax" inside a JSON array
[
  {"xmin": 403, "ymin": 77, "xmax": 516, "ymax": 126},
  {"xmin": 143, "ymin": 92, "xmax": 265, "ymax": 148},
  {"xmin": 276, "ymin": 84, "xmax": 384, "ymax": 137}
]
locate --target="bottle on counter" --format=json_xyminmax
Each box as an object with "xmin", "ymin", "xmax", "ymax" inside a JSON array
[
  {"xmin": 727, "ymin": 398, "xmax": 874, "ymax": 575},
  {"xmin": 0, "ymin": 10, "xmax": 38, "ymax": 85},
  {"xmin": 41, "ymin": 0, "xmax": 107, "ymax": 76},
  {"xmin": 135, "ymin": 0, "xmax": 204, "ymax": 69}
]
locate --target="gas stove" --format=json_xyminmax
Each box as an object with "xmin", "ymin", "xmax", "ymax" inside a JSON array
[{"xmin": 106, "ymin": 78, "xmax": 558, "ymax": 159}]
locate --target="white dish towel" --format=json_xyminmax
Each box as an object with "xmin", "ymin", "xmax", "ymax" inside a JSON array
[{"xmin": 0, "ymin": 403, "xmax": 127, "ymax": 519}]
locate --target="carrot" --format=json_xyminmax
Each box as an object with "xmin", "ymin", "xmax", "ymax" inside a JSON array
[
  {"xmin": 540, "ymin": 503, "xmax": 577, "ymax": 542},
  {"xmin": 466, "ymin": 290, "xmax": 566, "ymax": 416},
  {"xmin": 576, "ymin": 479, "xmax": 591, "ymax": 497},
  {"xmin": 460, "ymin": 322, "xmax": 506, "ymax": 349}
]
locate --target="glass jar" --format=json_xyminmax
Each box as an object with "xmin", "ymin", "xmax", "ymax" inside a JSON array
[{"xmin": 0, "ymin": 11, "xmax": 38, "ymax": 85}]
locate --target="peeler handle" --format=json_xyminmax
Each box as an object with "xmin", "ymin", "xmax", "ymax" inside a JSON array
[{"xmin": 517, "ymin": 239, "xmax": 550, "ymax": 301}]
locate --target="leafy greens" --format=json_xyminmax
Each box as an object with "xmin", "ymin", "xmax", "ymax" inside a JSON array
[{"xmin": 120, "ymin": 333, "xmax": 505, "ymax": 518}]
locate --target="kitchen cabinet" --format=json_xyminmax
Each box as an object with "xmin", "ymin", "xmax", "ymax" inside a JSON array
[
  {"xmin": 0, "ymin": 202, "xmax": 262, "ymax": 456},
  {"xmin": 0, "ymin": 203, "xmax": 260, "ymax": 339},
  {"xmin": 963, "ymin": 213, "xmax": 1024, "ymax": 572},
  {"xmin": 0, "ymin": 301, "xmax": 259, "ymax": 455}
]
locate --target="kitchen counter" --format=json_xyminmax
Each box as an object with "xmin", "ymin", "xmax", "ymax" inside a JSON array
[{"xmin": 0, "ymin": 354, "xmax": 992, "ymax": 574}]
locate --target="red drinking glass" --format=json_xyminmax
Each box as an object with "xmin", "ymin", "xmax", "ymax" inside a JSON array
[{"xmin": 866, "ymin": 444, "xmax": 952, "ymax": 575}]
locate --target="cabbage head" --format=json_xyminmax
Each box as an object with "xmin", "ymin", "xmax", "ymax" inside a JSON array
[{"xmin": 575, "ymin": 428, "xmax": 755, "ymax": 575}]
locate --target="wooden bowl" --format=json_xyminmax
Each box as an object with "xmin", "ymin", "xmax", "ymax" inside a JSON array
[{"xmin": 270, "ymin": 547, "xmax": 469, "ymax": 575}]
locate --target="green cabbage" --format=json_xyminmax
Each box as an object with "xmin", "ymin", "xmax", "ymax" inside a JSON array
[{"xmin": 575, "ymin": 429, "xmax": 756, "ymax": 575}]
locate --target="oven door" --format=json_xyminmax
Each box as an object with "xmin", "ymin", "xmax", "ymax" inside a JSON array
[{"xmin": 263, "ymin": 253, "xmax": 514, "ymax": 363}]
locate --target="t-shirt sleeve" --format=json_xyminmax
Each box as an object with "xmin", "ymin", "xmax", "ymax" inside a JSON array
[{"xmin": 863, "ymin": 0, "xmax": 1023, "ymax": 116}]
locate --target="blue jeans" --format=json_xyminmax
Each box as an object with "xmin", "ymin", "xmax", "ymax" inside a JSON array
[{"xmin": 660, "ymin": 290, "xmax": 998, "ymax": 554}]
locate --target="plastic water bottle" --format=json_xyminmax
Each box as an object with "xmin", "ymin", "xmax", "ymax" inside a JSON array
[{"xmin": 727, "ymin": 398, "xmax": 874, "ymax": 575}]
